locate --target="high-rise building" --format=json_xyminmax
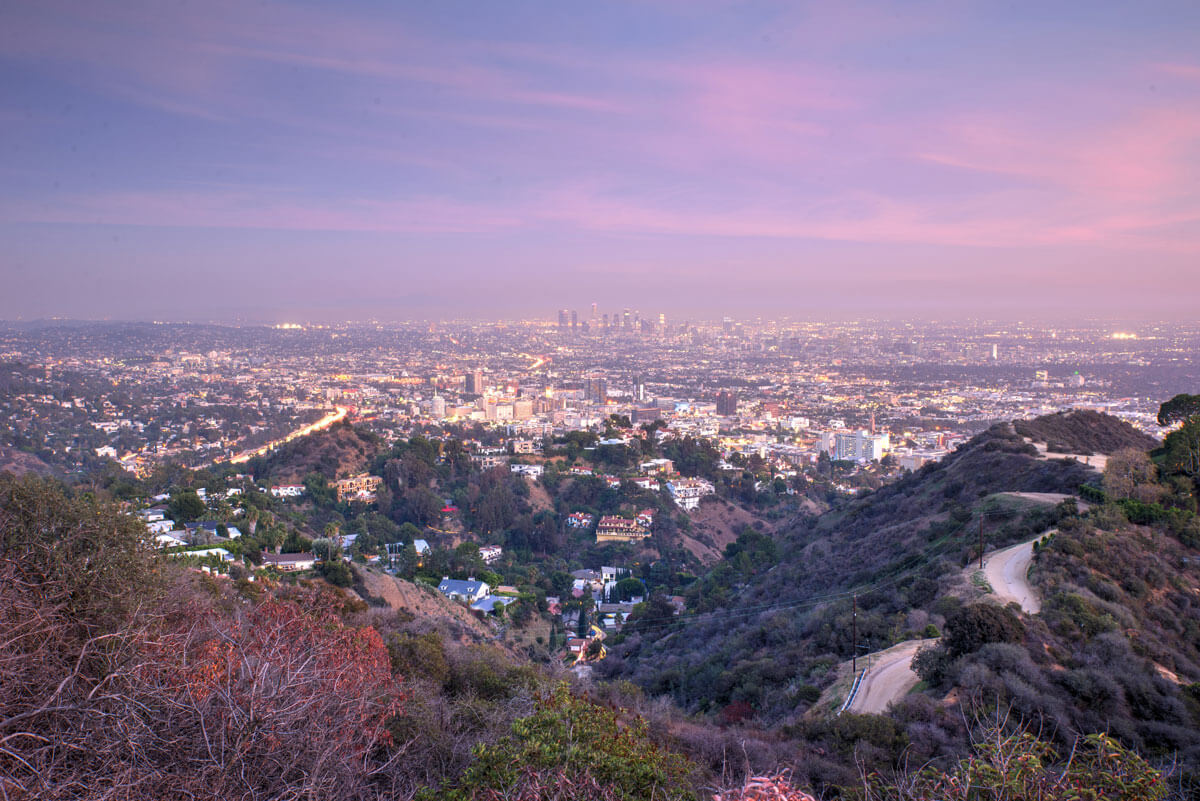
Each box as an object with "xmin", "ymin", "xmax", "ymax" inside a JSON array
[
  {"xmin": 634, "ymin": 375, "xmax": 645, "ymax": 402},
  {"xmin": 465, "ymin": 370, "xmax": 483, "ymax": 395},
  {"xmin": 622, "ymin": 309, "xmax": 630, "ymax": 329},
  {"xmin": 431, "ymin": 393, "xmax": 446, "ymax": 419},
  {"xmin": 591, "ymin": 302, "xmax": 598, "ymax": 320},
  {"xmin": 831, "ymin": 430, "xmax": 890, "ymax": 461},
  {"xmin": 716, "ymin": 390, "xmax": 737, "ymax": 416},
  {"xmin": 558, "ymin": 309, "xmax": 569, "ymax": 329},
  {"xmin": 586, "ymin": 377, "xmax": 607, "ymax": 404},
  {"xmin": 571, "ymin": 310, "xmax": 578, "ymax": 329}
]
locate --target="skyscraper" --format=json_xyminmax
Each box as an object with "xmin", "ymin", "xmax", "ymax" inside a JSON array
[
  {"xmin": 586, "ymin": 377, "xmax": 607, "ymax": 404},
  {"xmin": 571, "ymin": 310, "xmax": 578, "ymax": 329},
  {"xmin": 717, "ymin": 390, "xmax": 737, "ymax": 416},
  {"xmin": 465, "ymin": 369, "xmax": 483, "ymax": 395},
  {"xmin": 558, "ymin": 309, "xmax": 569, "ymax": 329}
]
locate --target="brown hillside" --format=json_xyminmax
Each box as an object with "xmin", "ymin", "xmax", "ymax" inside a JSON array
[
  {"xmin": 679, "ymin": 498, "xmax": 775, "ymax": 564},
  {"xmin": 1014, "ymin": 410, "xmax": 1158, "ymax": 456},
  {"xmin": 0, "ymin": 446, "xmax": 53, "ymax": 477},
  {"xmin": 250, "ymin": 421, "xmax": 383, "ymax": 483},
  {"xmin": 356, "ymin": 568, "xmax": 496, "ymax": 643}
]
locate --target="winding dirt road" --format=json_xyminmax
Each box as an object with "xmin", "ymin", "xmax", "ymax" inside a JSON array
[
  {"xmin": 980, "ymin": 534, "xmax": 1046, "ymax": 614},
  {"xmin": 846, "ymin": 639, "xmax": 937, "ymax": 714}
]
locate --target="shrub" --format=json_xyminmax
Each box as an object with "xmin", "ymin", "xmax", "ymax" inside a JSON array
[
  {"xmin": 943, "ymin": 604, "xmax": 1025, "ymax": 658},
  {"xmin": 856, "ymin": 729, "xmax": 1166, "ymax": 801},
  {"xmin": 912, "ymin": 643, "xmax": 953, "ymax": 687},
  {"xmin": 442, "ymin": 684, "xmax": 698, "ymax": 801}
]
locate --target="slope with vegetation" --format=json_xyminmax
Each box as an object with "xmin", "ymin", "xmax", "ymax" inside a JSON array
[
  {"xmin": 248, "ymin": 417, "xmax": 384, "ymax": 482},
  {"xmin": 2, "ymin": 403, "xmax": 1195, "ymax": 800}
]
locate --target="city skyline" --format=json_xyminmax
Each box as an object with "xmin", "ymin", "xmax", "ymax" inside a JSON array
[{"xmin": 3, "ymin": 1, "xmax": 1200, "ymax": 320}]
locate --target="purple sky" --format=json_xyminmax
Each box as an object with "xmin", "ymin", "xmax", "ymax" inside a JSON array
[{"xmin": 2, "ymin": 0, "xmax": 1199, "ymax": 321}]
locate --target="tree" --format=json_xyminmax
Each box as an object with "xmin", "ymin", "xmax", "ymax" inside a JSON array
[
  {"xmin": 1163, "ymin": 416, "xmax": 1200, "ymax": 488},
  {"xmin": 319, "ymin": 559, "xmax": 353, "ymax": 587},
  {"xmin": 1157, "ymin": 393, "xmax": 1200, "ymax": 427},
  {"xmin": 1102, "ymin": 447, "xmax": 1162, "ymax": 503},
  {"xmin": 169, "ymin": 489, "xmax": 206, "ymax": 522}
]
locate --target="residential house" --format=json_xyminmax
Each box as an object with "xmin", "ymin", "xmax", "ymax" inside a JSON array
[
  {"xmin": 630, "ymin": 476, "xmax": 657, "ymax": 490},
  {"xmin": 437, "ymin": 577, "xmax": 491, "ymax": 603},
  {"xmin": 261, "ymin": 552, "xmax": 317, "ymax": 572},
  {"xmin": 565, "ymin": 512, "xmax": 595, "ymax": 529},
  {"xmin": 666, "ymin": 478, "xmax": 716, "ymax": 511},
  {"xmin": 155, "ymin": 532, "xmax": 188, "ymax": 548},
  {"xmin": 639, "ymin": 458, "xmax": 674, "ymax": 475},
  {"xmin": 335, "ymin": 473, "xmax": 382, "ymax": 502},
  {"xmin": 596, "ymin": 515, "xmax": 649, "ymax": 543},
  {"xmin": 145, "ymin": 519, "xmax": 176, "ymax": 535},
  {"xmin": 168, "ymin": 547, "xmax": 234, "ymax": 562}
]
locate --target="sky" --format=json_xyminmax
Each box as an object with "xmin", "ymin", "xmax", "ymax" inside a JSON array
[{"xmin": 2, "ymin": 0, "xmax": 1199, "ymax": 322}]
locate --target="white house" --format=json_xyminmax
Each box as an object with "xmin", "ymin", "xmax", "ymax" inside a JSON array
[
  {"xmin": 666, "ymin": 478, "xmax": 715, "ymax": 511},
  {"xmin": 437, "ymin": 577, "xmax": 491, "ymax": 603},
  {"xmin": 261, "ymin": 552, "xmax": 316, "ymax": 571},
  {"xmin": 168, "ymin": 547, "xmax": 233, "ymax": 562},
  {"xmin": 145, "ymin": 519, "xmax": 176, "ymax": 535},
  {"xmin": 510, "ymin": 463, "xmax": 544, "ymax": 478}
]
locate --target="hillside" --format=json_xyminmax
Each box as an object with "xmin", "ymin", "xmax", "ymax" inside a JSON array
[
  {"xmin": 677, "ymin": 498, "xmax": 784, "ymax": 565},
  {"xmin": 606, "ymin": 421, "xmax": 1092, "ymax": 715},
  {"xmin": 1014, "ymin": 409, "xmax": 1159, "ymax": 455},
  {"xmin": 602, "ymin": 411, "xmax": 1200, "ymax": 794},
  {"xmin": 0, "ymin": 445, "xmax": 53, "ymax": 476},
  {"xmin": 354, "ymin": 567, "xmax": 496, "ymax": 642},
  {"xmin": 248, "ymin": 419, "xmax": 383, "ymax": 482}
]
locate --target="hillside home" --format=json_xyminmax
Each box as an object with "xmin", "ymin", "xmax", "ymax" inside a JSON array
[
  {"xmin": 261, "ymin": 552, "xmax": 317, "ymax": 572},
  {"xmin": 437, "ymin": 577, "xmax": 491, "ymax": 603}
]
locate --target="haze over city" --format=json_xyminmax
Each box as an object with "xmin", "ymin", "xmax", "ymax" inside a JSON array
[{"xmin": 3, "ymin": 0, "xmax": 1200, "ymax": 321}]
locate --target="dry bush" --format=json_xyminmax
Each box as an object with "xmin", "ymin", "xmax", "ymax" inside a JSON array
[{"xmin": 714, "ymin": 774, "xmax": 816, "ymax": 801}]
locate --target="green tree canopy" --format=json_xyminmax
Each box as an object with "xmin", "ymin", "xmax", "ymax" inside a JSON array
[{"xmin": 1157, "ymin": 393, "xmax": 1200, "ymax": 427}]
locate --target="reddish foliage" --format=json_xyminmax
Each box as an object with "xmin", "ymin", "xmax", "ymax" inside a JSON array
[
  {"xmin": 714, "ymin": 774, "xmax": 817, "ymax": 801},
  {"xmin": 1, "ymin": 577, "xmax": 405, "ymax": 800}
]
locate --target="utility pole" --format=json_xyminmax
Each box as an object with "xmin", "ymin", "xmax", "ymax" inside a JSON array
[
  {"xmin": 851, "ymin": 594, "xmax": 858, "ymax": 673},
  {"xmin": 979, "ymin": 516, "xmax": 985, "ymax": 571}
]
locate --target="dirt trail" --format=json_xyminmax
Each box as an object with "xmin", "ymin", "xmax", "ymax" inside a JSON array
[
  {"xmin": 979, "ymin": 533, "xmax": 1047, "ymax": 614},
  {"xmin": 997, "ymin": 491, "xmax": 1091, "ymax": 512},
  {"xmin": 847, "ymin": 639, "xmax": 937, "ymax": 714},
  {"xmin": 1030, "ymin": 442, "xmax": 1107, "ymax": 471}
]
